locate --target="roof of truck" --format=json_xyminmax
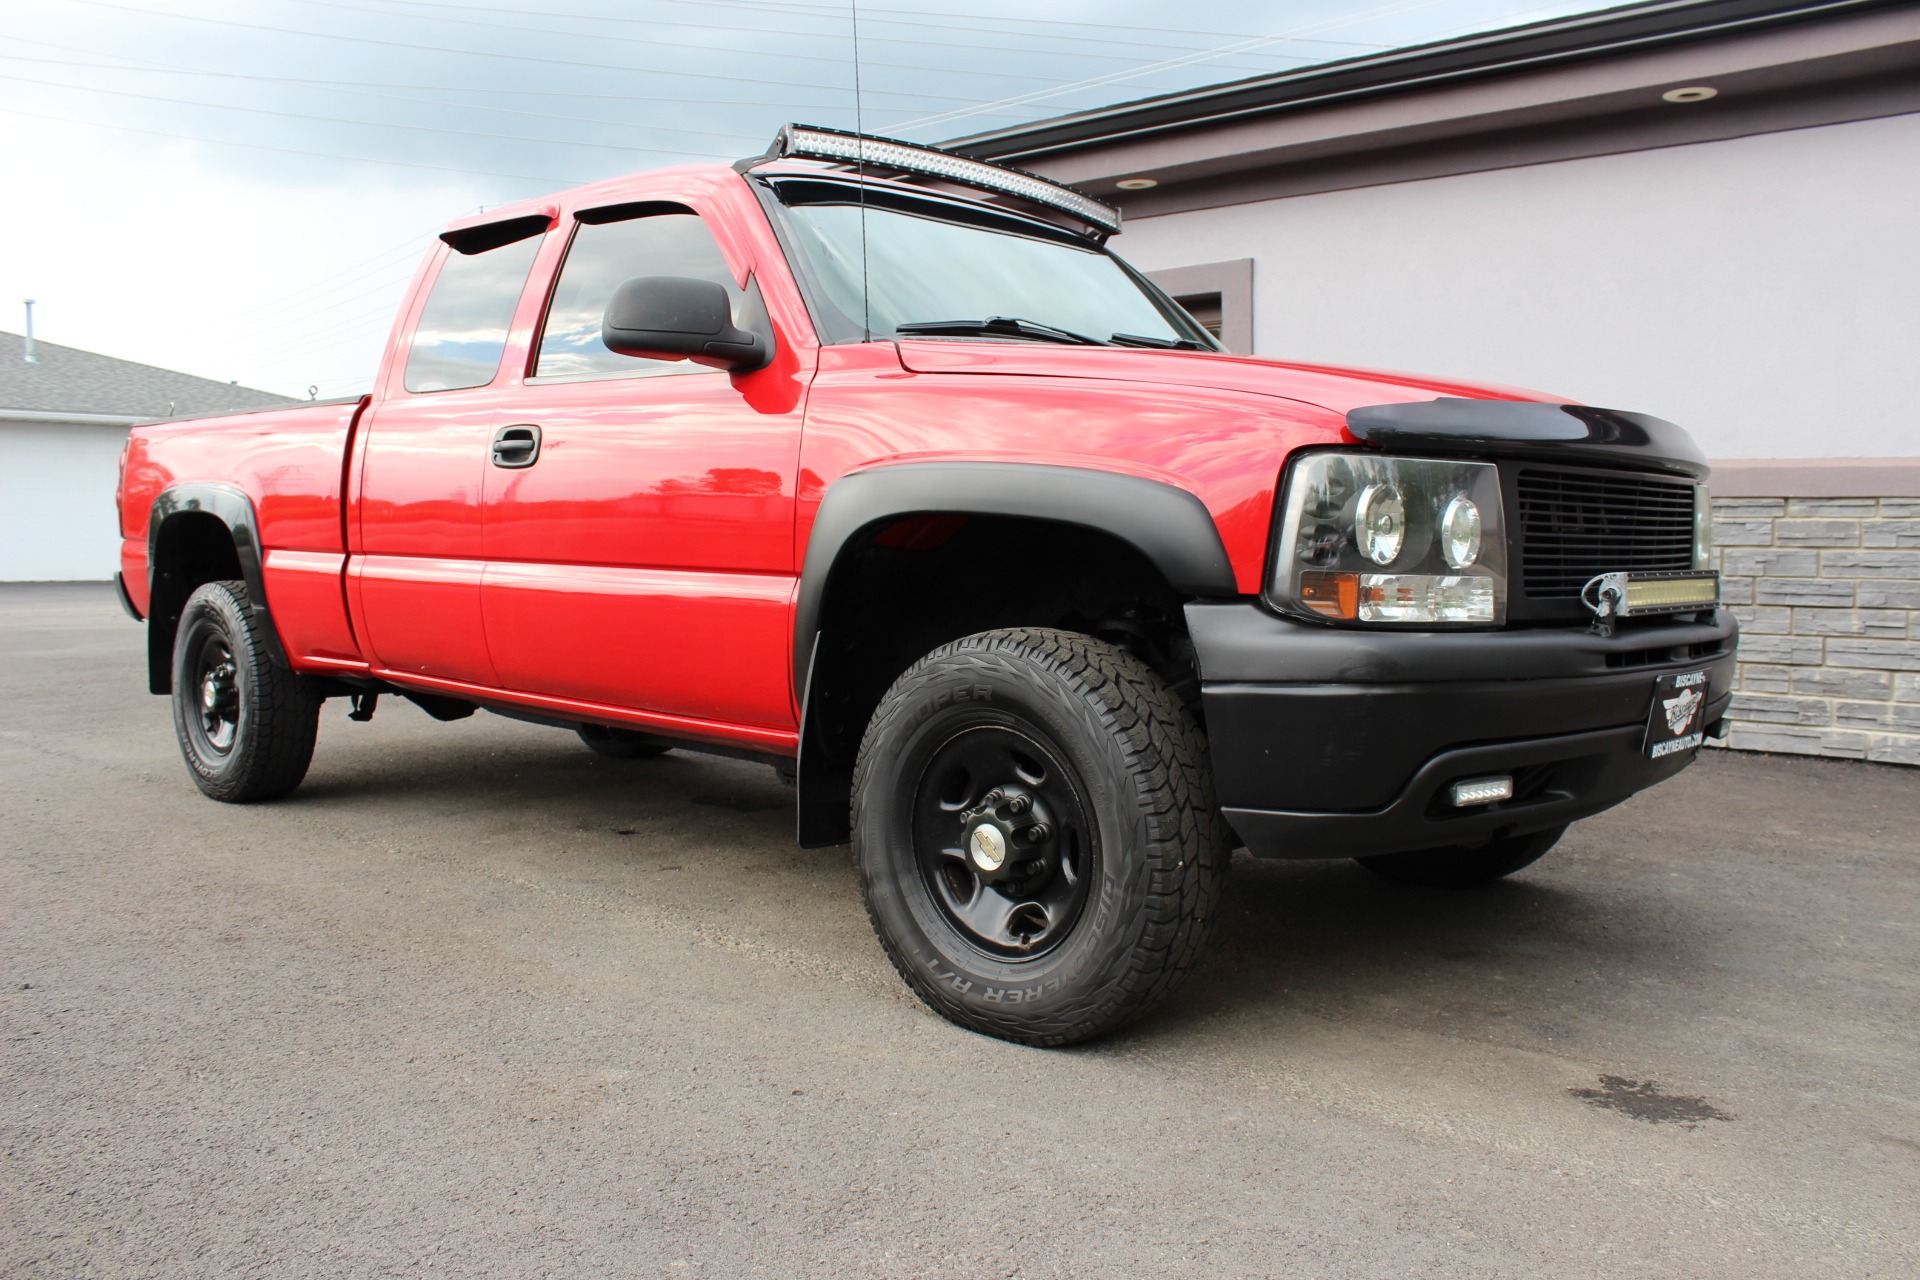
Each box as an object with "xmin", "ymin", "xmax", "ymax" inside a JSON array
[{"xmin": 436, "ymin": 151, "xmax": 1111, "ymax": 247}]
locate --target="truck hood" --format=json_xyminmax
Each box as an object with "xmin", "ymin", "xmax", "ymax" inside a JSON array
[{"xmin": 894, "ymin": 340, "xmax": 1563, "ymax": 417}]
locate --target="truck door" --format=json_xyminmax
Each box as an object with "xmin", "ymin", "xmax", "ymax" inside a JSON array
[
  {"xmin": 478, "ymin": 203, "xmax": 802, "ymax": 733},
  {"xmin": 350, "ymin": 217, "xmax": 547, "ymax": 687}
]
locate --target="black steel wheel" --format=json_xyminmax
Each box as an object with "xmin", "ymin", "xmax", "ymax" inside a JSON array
[
  {"xmin": 170, "ymin": 580, "xmax": 321, "ymax": 803},
  {"xmin": 910, "ymin": 724, "xmax": 1095, "ymax": 960},
  {"xmin": 577, "ymin": 724, "xmax": 671, "ymax": 759},
  {"xmin": 854, "ymin": 628, "xmax": 1229, "ymax": 1047},
  {"xmin": 1355, "ymin": 825, "xmax": 1566, "ymax": 889}
]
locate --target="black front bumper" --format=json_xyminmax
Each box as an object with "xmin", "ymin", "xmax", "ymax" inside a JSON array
[{"xmin": 1185, "ymin": 603, "xmax": 1738, "ymax": 859}]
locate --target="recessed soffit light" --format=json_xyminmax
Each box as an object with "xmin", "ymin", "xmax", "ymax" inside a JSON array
[
  {"xmin": 1662, "ymin": 86, "xmax": 1718, "ymax": 104},
  {"xmin": 1116, "ymin": 177, "xmax": 1158, "ymax": 190}
]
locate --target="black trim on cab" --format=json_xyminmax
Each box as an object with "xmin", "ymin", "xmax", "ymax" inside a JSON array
[
  {"xmin": 795, "ymin": 463, "xmax": 1236, "ymax": 685},
  {"xmin": 146, "ymin": 483, "xmax": 288, "ymax": 693},
  {"xmin": 1346, "ymin": 399, "xmax": 1708, "ymax": 480}
]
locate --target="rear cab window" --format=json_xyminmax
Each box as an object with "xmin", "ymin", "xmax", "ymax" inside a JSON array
[{"xmin": 403, "ymin": 216, "xmax": 547, "ymax": 394}]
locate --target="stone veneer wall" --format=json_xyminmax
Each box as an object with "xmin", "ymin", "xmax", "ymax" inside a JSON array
[{"xmin": 1710, "ymin": 495, "xmax": 1920, "ymax": 766}]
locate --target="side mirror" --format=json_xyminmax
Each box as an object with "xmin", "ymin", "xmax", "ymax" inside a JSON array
[{"xmin": 601, "ymin": 275, "xmax": 770, "ymax": 373}]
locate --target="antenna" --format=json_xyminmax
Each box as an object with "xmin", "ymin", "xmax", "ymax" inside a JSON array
[
  {"xmin": 850, "ymin": 0, "xmax": 870, "ymax": 342},
  {"xmin": 21, "ymin": 299, "xmax": 37, "ymax": 363}
]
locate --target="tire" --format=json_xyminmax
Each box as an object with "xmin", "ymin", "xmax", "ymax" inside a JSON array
[
  {"xmin": 1355, "ymin": 825, "xmax": 1566, "ymax": 889},
  {"xmin": 576, "ymin": 725, "xmax": 671, "ymax": 759},
  {"xmin": 853, "ymin": 627, "xmax": 1230, "ymax": 1047},
  {"xmin": 170, "ymin": 579, "xmax": 321, "ymax": 803}
]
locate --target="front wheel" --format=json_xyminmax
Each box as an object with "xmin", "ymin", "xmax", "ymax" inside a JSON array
[
  {"xmin": 170, "ymin": 580, "xmax": 321, "ymax": 802},
  {"xmin": 853, "ymin": 628, "xmax": 1229, "ymax": 1047},
  {"xmin": 1355, "ymin": 825, "xmax": 1565, "ymax": 889}
]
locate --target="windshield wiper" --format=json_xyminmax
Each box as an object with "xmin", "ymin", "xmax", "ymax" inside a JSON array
[
  {"xmin": 894, "ymin": 316, "xmax": 1110, "ymax": 346},
  {"xmin": 1111, "ymin": 332, "xmax": 1212, "ymax": 350}
]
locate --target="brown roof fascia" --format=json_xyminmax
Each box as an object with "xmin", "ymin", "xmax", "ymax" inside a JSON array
[
  {"xmin": 950, "ymin": 0, "xmax": 1902, "ymax": 160},
  {"xmin": 945, "ymin": 0, "xmax": 1920, "ymax": 214}
]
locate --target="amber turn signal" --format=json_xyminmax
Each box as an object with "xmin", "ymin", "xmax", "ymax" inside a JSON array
[{"xmin": 1300, "ymin": 571, "xmax": 1360, "ymax": 619}]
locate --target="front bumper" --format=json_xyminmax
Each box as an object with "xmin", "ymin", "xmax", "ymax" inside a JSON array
[{"xmin": 1185, "ymin": 602, "xmax": 1738, "ymax": 859}]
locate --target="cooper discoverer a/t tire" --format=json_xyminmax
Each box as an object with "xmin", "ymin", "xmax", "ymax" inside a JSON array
[
  {"xmin": 170, "ymin": 579, "xmax": 321, "ymax": 803},
  {"xmin": 853, "ymin": 628, "xmax": 1229, "ymax": 1047}
]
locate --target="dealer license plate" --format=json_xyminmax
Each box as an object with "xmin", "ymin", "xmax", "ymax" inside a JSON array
[{"xmin": 1645, "ymin": 669, "xmax": 1709, "ymax": 759}]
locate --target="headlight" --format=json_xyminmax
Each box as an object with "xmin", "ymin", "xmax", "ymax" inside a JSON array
[
  {"xmin": 1692, "ymin": 484, "xmax": 1712, "ymax": 570},
  {"xmin": 1355, "ymin": 484, "xmax": 1406, "ymax": 565},
  {"xmin": 1440, "ymin": 494, "xmax": 1482, "ymax": 569},
  {"xmin": 1269, "ymin": 452, "xmax": 1507, "ymax": 626}
]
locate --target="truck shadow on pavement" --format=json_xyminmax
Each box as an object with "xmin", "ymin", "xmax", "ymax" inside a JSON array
[{"xmin": 288, "ymin": 711, "xmax": 1711, "ymax": 1059}]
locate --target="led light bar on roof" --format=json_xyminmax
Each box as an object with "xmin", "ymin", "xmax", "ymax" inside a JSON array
[{"xmin": 771, "ymin": 124, "xmax": 1122, "ymax": 237}]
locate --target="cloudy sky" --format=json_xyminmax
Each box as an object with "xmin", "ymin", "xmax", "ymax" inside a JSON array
[{"xmin": 2, "ymin": 0, "xmax": 1609, "ymax": 399}]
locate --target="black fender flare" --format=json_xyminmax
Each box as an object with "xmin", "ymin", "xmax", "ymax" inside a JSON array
[
  {"xmin": 792, "ymin": 461, "xmax": 1237, "ymax": 846},
  {"xmin": 793, "ymin": 461, "xmax": 1236, "ymax": 684},
  {"xmin": 146, "ymin": 482, "xmax": 288, "ymax": 693}
]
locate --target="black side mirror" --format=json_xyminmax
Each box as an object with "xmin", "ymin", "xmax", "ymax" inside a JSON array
[{"xmin": 601, "ymin": 275, "xmax": 770, "ymax": 373}]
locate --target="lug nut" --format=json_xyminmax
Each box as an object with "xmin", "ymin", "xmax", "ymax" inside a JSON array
[
  {"xmin": 1027, "ymin": 822, "xmax": 1051, "ymax": 843},
  {"xmin": 1007, "ymin": 795, "xmax": 1031, "ymax": 815}
]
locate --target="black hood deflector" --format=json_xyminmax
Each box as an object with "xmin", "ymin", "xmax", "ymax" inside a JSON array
[{"xmin": 1346, "ymin": 399, "xmax": 1708, "ymax": 479}]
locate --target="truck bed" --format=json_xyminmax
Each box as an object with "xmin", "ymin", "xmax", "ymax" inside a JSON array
[{"xmin": 119, "ymin": 398, "xmax": 366, "ymax": 665}]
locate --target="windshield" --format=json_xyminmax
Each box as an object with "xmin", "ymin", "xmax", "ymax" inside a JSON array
[{"xmin": 773, "ymin": 191, "xmax": 1218, "ymax": 349}]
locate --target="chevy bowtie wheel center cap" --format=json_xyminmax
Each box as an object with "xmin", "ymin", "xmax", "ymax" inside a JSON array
[{"xmin": 969, "ymin": 824, "xmax": 1007, "ymax": 872}]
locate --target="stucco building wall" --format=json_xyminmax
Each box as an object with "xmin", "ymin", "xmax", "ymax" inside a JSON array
[{"xmin": 1108, "ymin": 111, "xmax": 1920, "ymax": 462}]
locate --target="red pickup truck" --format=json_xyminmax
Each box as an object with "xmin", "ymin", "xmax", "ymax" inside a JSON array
[{"xmin": 116, "ymin": 126, "xmax": 1734, "ymax": 1046}]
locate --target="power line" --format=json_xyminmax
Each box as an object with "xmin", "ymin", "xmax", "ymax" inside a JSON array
[
  {"xmin": 372, "ymin": 0, "xmax": 1393, "ymax": 55},
  {"xmin": 222, "ymin": 294, "xmax": 419, "ymax": 360},
  {"xmin": 1, "ymin": 37, "xmax": 1005, "ymax": 117},
  {"xmin": 283, "ymin": 0, "xmax": 1296, "ymax": 91},
  {"xmin": 227, "ymin": 255, "xmax": 421, "ymax": 328},
  {"xmin": 223, "ymin": 296, "xmax": 406, "ymax": 356},
  {"xmin": 1, "ymin": 71, "xmax": 752, "ymax": 158},
  {"xmin": 62, "ymin": 0, "xmax": 1026, "ymax": 106},
  {"xmin": 235, "ymin": 318, "xmax": 404, "ymax": 370},
  {"xmin": 898, "ymin": 0, "xmax": 1472, "ymax": 134},
  {"xmin": 327, "ymin": 0, "xmax": 1318, "ymax": 75},
  {"xmin": 0, "ymin": 103, "xmax": 590, "ymax": 185},
  {"xmin": 0, "ymin": 53, "xmax": 782, "ymax": 143}
]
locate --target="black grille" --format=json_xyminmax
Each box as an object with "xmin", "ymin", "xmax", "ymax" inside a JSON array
[{"xmin": 1516, "ymin": 468, "xmax": 1697, "ymax": 599}]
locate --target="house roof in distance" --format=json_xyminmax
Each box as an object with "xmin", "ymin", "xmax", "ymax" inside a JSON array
[{"xmin": 0, "ymin": 330, "xmax": 296, "ymax": 421}]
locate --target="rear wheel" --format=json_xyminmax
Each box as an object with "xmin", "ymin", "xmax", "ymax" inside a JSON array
[
  {"xmin": 577, "ymin": 724, "xmax": 671, "ymax": 759},
  {"xmin": 170, "ymin": 579, "xmax": 321, "ymax": 802},
  {"xmin": 1355, "ymin": 825, "xmax": 1565, "ymax": 889},
  {"xmin": 853, "ymin": 628, "xmax": 1229, "ymax": 1047}
]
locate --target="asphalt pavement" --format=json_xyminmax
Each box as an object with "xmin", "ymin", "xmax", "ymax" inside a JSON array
[{"xmin": 3, "ymin": 583, "xmax": 1916, "ymax": 1278}]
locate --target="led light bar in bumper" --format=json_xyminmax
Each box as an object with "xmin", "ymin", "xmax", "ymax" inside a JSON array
[
  {"xmin": 769, "ymin": 124, "xmax": 1122, "ymax": 236},
  {"xmin": 1449, "ymin": 776, "xmax": 1514, "ymax": 807},
  {"xmin": 1626, "ymin": 573, "xmax": 1720, "ymax": 612},
  {"xmin": 1584, "ymin": 571, "xmax": 1721, "ymax": 619}
]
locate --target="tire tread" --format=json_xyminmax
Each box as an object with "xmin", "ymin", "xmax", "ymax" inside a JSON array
[
  {"xmin": 172, "ymin": 579, "xmax": 320, "ymax": 803},
  {"xmin": 852, "ymin": 627, "xmax": 1229, "ymax": 1046}
]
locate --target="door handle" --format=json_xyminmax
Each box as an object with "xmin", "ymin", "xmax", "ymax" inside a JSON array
[{"xmin": 491, "ymin": 424, "xmax": 541, "ymax": 468}]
